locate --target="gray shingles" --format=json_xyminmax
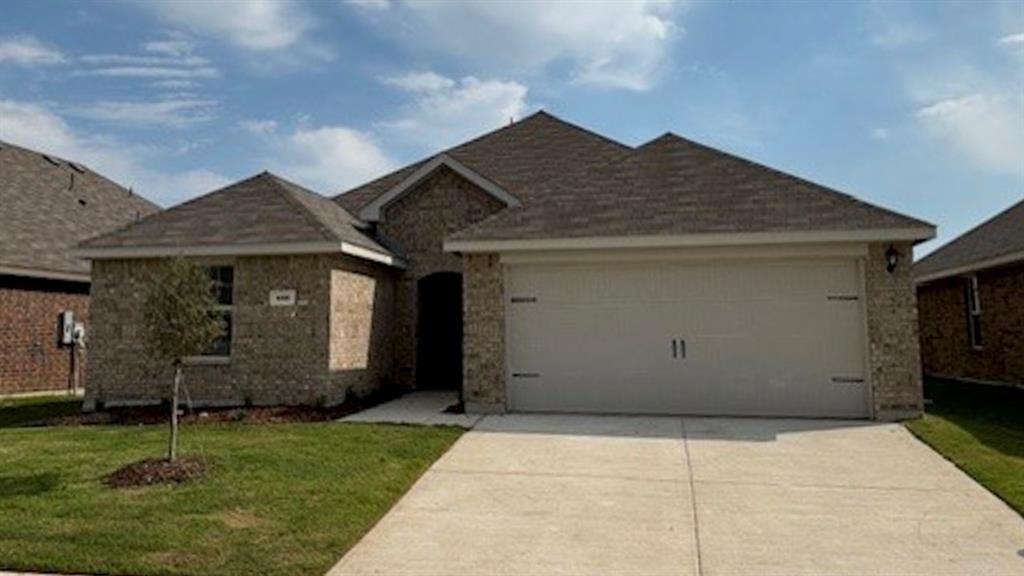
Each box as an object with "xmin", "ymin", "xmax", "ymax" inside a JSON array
[
  {"xmin": 336, "ymin": 112, "xmax": 932, "ymax": 243},
  {"xmin": 0, "ymin": 140, "xmax": 159, "ymax": 277},
  {"xmin": 914, "ymin": 198, "xmax": 1024, "ymax": 279},
  {"xmin": 79, "ymin": 171, "xmax": 392, "ymax": 256}
]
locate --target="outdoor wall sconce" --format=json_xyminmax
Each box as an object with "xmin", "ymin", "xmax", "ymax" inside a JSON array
[{"xmin": 885, "ymin": 244, "xmax": 899, "ymax": 274}]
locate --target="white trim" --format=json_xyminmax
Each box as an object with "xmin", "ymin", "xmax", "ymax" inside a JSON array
[
  {"xmin": 498, "ymin": 243, "xmax": 868, "ymax": 265},
  {"xmin": 70, "ymin": 241, "xmax": 405, "ymax": 269},
  {"xmin": 0, "ymin": 265, "xmax": 90, "ymax": 283},
  {"xmin": 446, "ymin": 227, "xmax": 936, "ymax": 253},
  {"xmin": 914, "ymin": 249, "xmax": 1024, "ymax": 284},
  {"xmin": 359, "ymin": 154, "xmax": 521, "ymax": 222}
]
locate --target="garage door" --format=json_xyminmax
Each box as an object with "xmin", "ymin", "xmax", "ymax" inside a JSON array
[{"xmin": 505, "ymin": 258, "xmax": 869, "ymax": 418}]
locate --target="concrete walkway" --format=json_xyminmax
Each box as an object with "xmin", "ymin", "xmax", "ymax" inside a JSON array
[
  {"xmin": 329, "ymin": 412, "xmax": 1024, "ymax": 576},
  {"xmin": 340, "ymin": 391, "xmax": 482, "ymax": 427}
]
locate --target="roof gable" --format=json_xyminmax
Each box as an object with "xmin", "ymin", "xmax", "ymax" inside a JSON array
[
  {"xmin": 914, "ymin": 198, "xmax": 1024, "ymax": 282},
  {"xmin": 0, "ymin": 139, "xmax": 159, "ymax": 279}
]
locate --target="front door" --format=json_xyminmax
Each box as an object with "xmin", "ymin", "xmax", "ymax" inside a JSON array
[{"xmin": 416, "ymin": 272, "xmax": 463, "ymax": 390}]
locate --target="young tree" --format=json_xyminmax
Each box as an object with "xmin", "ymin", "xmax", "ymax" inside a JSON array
[{"xmin": 143, "ymin": 258, "xmax": 224, "ymax": 462}]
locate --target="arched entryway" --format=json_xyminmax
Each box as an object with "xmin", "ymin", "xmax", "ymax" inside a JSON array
[{"xmin": 416, "ymin": 272, "xmax": 463, "ymax": 390}]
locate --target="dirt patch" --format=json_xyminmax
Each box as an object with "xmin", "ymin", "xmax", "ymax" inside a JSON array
[
  {"xmin": 218, "ymin": 508, "xmax": 265, "ymax": 529},
  {"xmin": 49, "ymin": 389, "xmax": 399, "ymax": 427},
  {"xmin": 104, "ymin": 457, "xmax": 209, "ymax": 489}
]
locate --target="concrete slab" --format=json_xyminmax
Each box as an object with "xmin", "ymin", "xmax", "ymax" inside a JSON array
[
  {"xmin": 328, "ymin": 414, "xmax": 697, "ymax": 576},
  {"xmin": 327, "ymin": 414, "xmax": 1024, "ymax": 576},
  {"xmin": 340, "ymin": 391, "xmax": 482, "ymax": 427}
]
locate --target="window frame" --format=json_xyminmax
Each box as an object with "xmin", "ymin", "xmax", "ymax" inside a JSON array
[
  {"xmin": 965, "ymin": 274, "xmax": 982, "ymax": 350},
  {"xmin": 186, "ymin": 264, "xmax": 234, "ymax": 361}
]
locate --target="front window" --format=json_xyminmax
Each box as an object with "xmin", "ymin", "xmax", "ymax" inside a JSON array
[
  {"xmin": 964, "ymin": 275, "xmax": 981, "ymax": 349},
  {"xmin": 204, "ymin": 266, "xmax": 233, "ymax": 356}
]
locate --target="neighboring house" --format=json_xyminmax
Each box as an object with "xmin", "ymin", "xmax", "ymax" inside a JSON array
[
  {"xmin": 75, "ymin": 112, "xmax": 935, "ymax": 420},
  {"xmin": 914, "ymin": 199, "xmax": 1024, "ymax": 387},
  {"xmin": 0, "ymin": 140, "xmax": 158, "ymax": 395}
]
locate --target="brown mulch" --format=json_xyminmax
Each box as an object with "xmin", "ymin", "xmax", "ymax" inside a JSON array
[
  {"xmin": 104, "ymin": 457, "xmax": 209, "ymax": 488},
  {"xmin": 48, "ymin": 389, "xmax": 400, "ymax": 427}
]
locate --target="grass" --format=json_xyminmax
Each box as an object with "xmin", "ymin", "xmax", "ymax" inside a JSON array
[
  {"xmin": 0, "ymin": 394, "xmax": 82, "ymax": 427},
  {"xmin": 0, "ymin": 410, "xmax": 463, "ymax": 576},
  {"xmin": 907, "ymin": 378, "xmax": 1024, "ymax": 516}
]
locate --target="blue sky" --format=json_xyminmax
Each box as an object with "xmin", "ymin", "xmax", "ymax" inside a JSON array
[{"xmin": 0, "ymin": 1, "xmax": 1021, "ymax": 254}]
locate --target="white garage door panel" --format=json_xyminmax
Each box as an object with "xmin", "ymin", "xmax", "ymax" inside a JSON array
[{"xmin": 506, "ymin": 259, "xmax": 868, "ymax": 418}]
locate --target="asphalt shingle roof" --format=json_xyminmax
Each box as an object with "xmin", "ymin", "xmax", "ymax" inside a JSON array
[
  {"xmin": 79, "ymin": 171, "xmax": 390, "ymax": 256},
  {"xmin": 914, "ymin": 198, "xmax": 1024, "ymax": 280},
  {"xmin": 0, "ymin": 139, "xmax": 158, "ymax": 278},
  {"xmin": 337, "ymin": 111, "xmax": 932, "ymax": 243}
]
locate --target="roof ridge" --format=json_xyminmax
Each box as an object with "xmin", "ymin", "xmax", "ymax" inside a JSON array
[
  {"xmin": 916, "ymin": 196, "xmax": 1024, "ymax": 268},
  {"xmin": 640, "ymin": 132, "xmax": 932, "ymax": 228},
  {"xmin": 265, "ymin": 173, "xmax": 342, "ymax": 243}
]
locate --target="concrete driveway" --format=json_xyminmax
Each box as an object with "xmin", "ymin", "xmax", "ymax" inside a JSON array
[{"xmin": 329, "ymin": 414, "xmax": 1024, "ymax": 576}]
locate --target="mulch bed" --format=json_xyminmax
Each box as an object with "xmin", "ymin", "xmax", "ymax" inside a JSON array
[
  {"xmin": 104, "ymin": 457, "xmax": 209, "ymax": 488},
  {"xmin": 46, "ymin": 389, "xmax": 400, "ymax": 427}
]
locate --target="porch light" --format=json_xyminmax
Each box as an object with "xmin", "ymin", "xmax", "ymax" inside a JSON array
[{"xmin": 885, "ymin": 245, "xmax": 899, "ymax": 274}]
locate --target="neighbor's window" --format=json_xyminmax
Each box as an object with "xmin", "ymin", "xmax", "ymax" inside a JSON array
[
  {"xmin": 965, "ymin": 275, "xmax": 981, "ymax": 349},
  {"xmin": 204, "ymin": 265, "xmax": 233, "ymax": 356}
]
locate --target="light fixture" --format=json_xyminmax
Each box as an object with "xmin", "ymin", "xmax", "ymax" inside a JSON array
[{"xmin": 885, "ymin": 245, "xmax": 899, "ymax": 274}]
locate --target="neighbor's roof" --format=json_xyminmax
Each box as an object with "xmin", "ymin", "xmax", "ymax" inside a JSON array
[
  {"xmin": 76, "ymin": 172, "xmax": 397, "ymax": 265},
  {"xmin": 336, "ymin": 111, "xmax": 934, "ymax": 247},
  {"xmin": 914, "ymin": 198, "xmax": 1024, "ymax": 282},
  {"xmin": 0, "ymin": 139, "xmax": 158, "ymax": 281}
]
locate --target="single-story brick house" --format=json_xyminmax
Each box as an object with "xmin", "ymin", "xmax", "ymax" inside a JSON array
[
  {"xmin": 75, "ymin": 112, "xmax": 935, "ymax": 420},
  {"xmin": 0, "ymin": 140, "xmax": 158, "ymax": 395},
  {"xmin": 915, "ymin": 198, "xmax": 1024, "ymax": 387}
]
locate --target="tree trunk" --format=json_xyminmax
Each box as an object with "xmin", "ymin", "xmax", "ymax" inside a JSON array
[{"xmin": 168, "ymin": 364, "xmax": 182, "ymax": 462}]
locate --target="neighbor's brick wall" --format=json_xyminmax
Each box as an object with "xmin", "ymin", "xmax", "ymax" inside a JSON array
[
  {"xmin": 377, "ymin": 166, "xmax": 505, "ymax": 387},
  {"xmin": 865, "ymin": 242, "xmax": 924, "ymax": 420},
  {"xmin": 85, "ymin": 253, "xmax": 394, "ymax": 408},
  {"xmin": 917, "ymin": 262, "xmax": 1024, "ymax": 385},
  {"xmin": 462, "ymin": 253, "xmax": 506, "ymax": 412},
  {"xmin": 0, "ymin": 277, "xmax": 88, "ymax": 395}
]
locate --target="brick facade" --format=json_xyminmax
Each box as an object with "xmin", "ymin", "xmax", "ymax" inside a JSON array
[
  {"xmin": 84, "ymin": 254, "xmax": 394, "ymax": 409},
  {"xmin": 376, "ymin": 166, "xmax": 505, "ymax": 388},
  {"xmin": 0, "ymin": 275, "xmax": 88, "ymax": 395},
  {"xmin": 461, "ymin": 242, "xmax": 926, "ymax": 420},
  {"xmin": 864, "ymin": 242, "xmax": 924, "ymax": 420},
  {"xmin": 917, "ymin": 262, "xmax": 1024, "ymax": 386},
  {"xmin": 462, "ymin": 254, "xmax": 505, "ymax": 413}
]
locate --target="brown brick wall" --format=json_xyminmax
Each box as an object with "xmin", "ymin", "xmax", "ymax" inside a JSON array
[
  {"xmin": 917, "ymin": 262, "xmax": 1024, "ymax": 385},
  {"xmin": 377, "ymin": 166, "xmax": 505, "ymax": 387},
  {"xmin": 0, "ymin": 276, "xmax": 89, "ymax": 395},
  {"xmin": 85, "ymin": 253, "xmax": 394, "ymax": 408},
  {"xmin": 865, "ymin": 242, "xmax": 924, "ymax": 420},
  {"xmin": 462, "ymin": 253, "xmax": 506, "ymax": 412}
]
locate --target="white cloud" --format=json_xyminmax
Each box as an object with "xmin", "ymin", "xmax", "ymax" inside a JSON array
[
  {"xmin": 999, "ymin": 33, "xmax": 1024, "ymax": 45},
  {"xmin": 0, "ymin": 35, "xmax": 66, "ymax": 66},
  {"xmin": 916, "ymin": 93, "xmax": 1024, "ymax": 174},
  {"xmin": 139, "ymin": 0, "xmax": 315, "ymax": 51},
  {"xmin": 144, "ymin": 38, "xmax": 196, "ymax": 57},
  {"xmin": 360, "ymin": 1, "xmax": 682, "ymax": 90},
  {"xmin": 870, "ymin": 127, "xmax": 889, "ymax": 140},
  {"xmin": 150, "ymin": 80, "xmax": 196, "ymax": 89},
  {"xmin": 346, "ymin": 0, "xmax": 391, "ymax": 10},
  {"xmin": 268, "ymin": 126, "xmax": 396, "ymax": 192},
  {"xmin": 72, "ymin": 99, "xmax": 218, "ymax": 128},
  {"xmin": 239, "ymin": 119, "xmax": 279, "ymax": 135},
  {"xmin": 382, "ymin": 71, "xmax": 455, "ymax": 93},
  {"xmin": 380, "ymin": 73, "xmax": 529, "ymax": 150},
  {"xmin": 80, "ymin": 53, "xmax": 210, "ymax": 67},
  {"xmin": 0, "ymin": 99, "xmax": 229, "ymax": 205},
  {"xmin": 76, "ymin": 66, "xmax": 219, "ymax": 79}
]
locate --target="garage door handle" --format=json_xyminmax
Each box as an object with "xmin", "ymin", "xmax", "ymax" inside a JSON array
[
  {"xmin": 679, "ymin": 339, "xmax": 686, "ymax": 359},
  {"xmin": 672, "ymin": 339, "xmax": 677, "ymax": 358}
]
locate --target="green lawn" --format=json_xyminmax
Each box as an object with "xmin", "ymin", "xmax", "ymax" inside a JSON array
[
  {"xmin": 0, "ymin": 403, "xmax": 462, "ymax": 576},
  {"xmin": 907, "ymin": 378, "xmax": 1024, "ymax": 516},
  {"xmin": 0, "ymin": 394, "xmax": 82, "ymax": 427}
]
